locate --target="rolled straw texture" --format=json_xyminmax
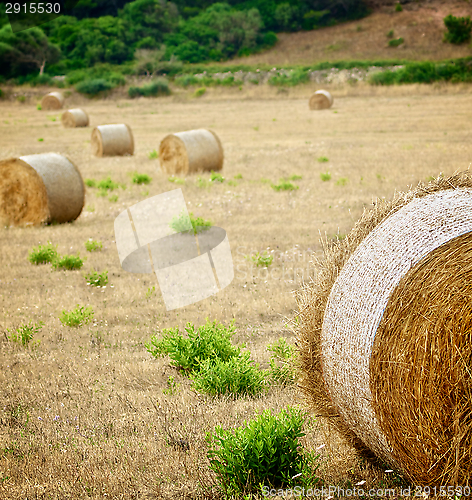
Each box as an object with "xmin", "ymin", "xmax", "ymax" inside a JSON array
[
  {"xmin": 61, "ymin": 109, "xmax": 89, "ymax": 128},
  {"xmin": 91, "ymin": 124, "xmax": 134, "ymax": 157},
  {"xmin": 41, "ymin": 92, "xmax": 64, "ymax": 110},
  {"xmin": 159, "ymin": 129, "xmax": 223, "ymax": 176},
  {"xmin": 296, "ymin": 171, "xmax": 472, "ymax": 486},
  {"xmin": 309, "ymin": 90, "xmax": 333, "ymax": 110},
  {"xmin": 0, "ymin": 153, "xmax": 85, "ymax": 226}
]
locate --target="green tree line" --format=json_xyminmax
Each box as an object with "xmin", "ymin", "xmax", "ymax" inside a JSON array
[{"xmin": 0, "ymin": 0, "xmax": 368, "ymax": 79}]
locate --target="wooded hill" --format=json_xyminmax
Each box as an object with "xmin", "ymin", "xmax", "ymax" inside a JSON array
[{"xmin": 0, "ymin": 0, "xmax": 369, "ymax": 79}]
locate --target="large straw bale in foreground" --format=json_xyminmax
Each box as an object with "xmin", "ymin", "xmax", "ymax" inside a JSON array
[
  {"xmin": 159, "ymin": 129, "xmax": 223, "ymax": 176},
  {"xmin": 91, "ymin": 124, "xmax": 134, "ymax": 157},
  {"xmin": 309, "ymin": 90, "xmax": 333, "ymax": 110},
  {"xmin": 61, "ymin": 109, "xmax": 89, "ymax": 128},
  {"xmin": 0, "ymin": 153, "xmax": 85, "ymax": 226},
  {"xmin": 41, "ymin": 92, "xmax": 64, "ymax": 110},
  {"xmin": 296, "ymin": 171, "xmax": 472, "ymax": 486}
]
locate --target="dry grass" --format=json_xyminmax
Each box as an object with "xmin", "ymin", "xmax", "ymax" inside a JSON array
[
  {"xmin": 1, "ymin": 82, "xmax": 472, "ymax": 498},
  {"xmin": 225, "ymin": 0, "xmax": 472, "ymax": 66}
]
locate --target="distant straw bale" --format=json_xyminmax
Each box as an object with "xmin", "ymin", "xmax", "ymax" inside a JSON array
[
  {"xmin": 159, "ymin": 129, "xmax": 223, "ymax": 176},
  {"xmin": 0, "ymin": 153, "xmax": 85, "ymax": 226},
  {"xmin": 41, "ymin": 92, "xmax": 64, "ymax": 110},
  {"xmin": 309, "ymin": 90, "xmax": 333, "ymax": 110},
  {"xmin": 296, "ymin": 170, "xmax": 472, "ymax": 486},
  {"xmin": 91, "ymin": 124, "xmax": 134, "ymax": 157},
  {"xmin": 61, "ymin": 109, "xmax": 89, "ymax": 128}
]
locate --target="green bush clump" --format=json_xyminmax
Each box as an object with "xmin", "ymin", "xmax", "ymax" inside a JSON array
[
  {"xmin": 84, "ymin": 178, "xmax": 96, "ymax": 188},
  {"xmin": 191, "ymin": 352, "xmax": 266, "ymax": 397},
  {"xmin": 271, "ymin": 180, "xmax": 299, "ymax": 191},
  {"xmin": 59, "ymin": 305, "xmax": 94, "ymax": 327},
  {"xmin": 174, "ymin": 74, "xmax": 199, "ymax": 87},
  {"xmin": 320, "ymin": 172, "xmax": 331, "ymax": 181},
  {"xmin": 210, "ymin": 171, "xmax": 224, "ymax": 183},
  {"xmin": 52, "ymin": 254, "xmax": 84, "ymax": 270},
  {"xmin": 443, "ymin": 14, "xmax": 472, "ymax": 44},
  {"xmin": 85, "ymin": 239, "xmax": 102, "ymax": 252},
  {"xmin": 268, "ymin": 68, "xmax": 309, "ymax": 87},
  {"xmin": 148, "ymin": 149, "xmax": 158, "ymax": 159},
  {"xmin": 8, "ymin": 321, "xmax": 43, "ymax": 349},
  {"xmin": 145, "ymin": 319, "xmax": 241, "ymax": 373},
  {"xmin": 388, "ymin": 37, "xmax": 404, "ymax": 47},
  {"xmin": 395, "ymin": 3, "xmax": 403, "ymax": 12},
  {"xmin": 128, "ymin": 78, "xmax": 171, "ymax": 98},
  {"xmin": 246, "ymin": 250, "xmax": 273, "ymax": 268},
  {"xmin": 207, "ymin": 407, "xmax": 320, "ymax": 497},
  {"xmin": 267, "ymin": 338, "xmax": 297, "ymax": 386},
  {"xmin": 85, "ymin": 269, "xmax": 108, "ymax": 287},
  {"xmin": 75, "ymin": 78, "xmax": 114, "ymax": 96},
  {"xmin": 28, "ymin": 242, "xmax": 58, "ymax": 265},
  {"xmin": 132, "ymin": 173, "xmax": 152, "ymax": 185},
  {"xmin": 194, "ymin": 87, "xmax": 206, "ymax": 97},
  {"xmin": 369, "ymin": 60, "xmax": 472, "ymax": 85},
  {"xmin": 169, "ymin": 210, "xmax": 212, "ymax": 235},
  {"xmin": 97, "ymin": 176, "xmax": 120, "ymax": 191}
]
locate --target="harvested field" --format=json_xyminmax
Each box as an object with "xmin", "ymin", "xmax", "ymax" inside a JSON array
[{"xmin": 0, "ymin": 83, "xmax": 472, "ymax": 498}]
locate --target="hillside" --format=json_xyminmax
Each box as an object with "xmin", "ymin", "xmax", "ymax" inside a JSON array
[{"xmin": 225, "ymin": 0, "xmax": 472, "ymax": 66}]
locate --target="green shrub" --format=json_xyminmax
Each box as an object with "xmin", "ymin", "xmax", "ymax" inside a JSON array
[
  {"xmin": 97, "ymin": 176, "xmax": 120, "ymax": 191},
  {"xmin": 84, "ymin": 178, "xmax": 96, "ymax": 188},
  {"xmin": 206, "ymin": 407, "xmax": 321, "ymax": 496},
  {"xmin": 267, "ymin": 338, "xmax": 297, "ymax": 386},
  {"xmin": 174, "ymin": 74, "xmax": 199, "ymax": 87},
  {"xmin": 76, "ymin": 78, "xmax": 114, "ymax": 96},
  {"xmin": 194, "ymin": 87, "xmax": 206, "ymax": 97},
  {"xmin": 210, "ymin": 171, "xmax": 224, "ymax": 183},
  {"xmin": 52, "ymin": 254, "xmax": 84, "ymax": 271},
  {"xmin": 386, "ymin": 30, "xmax": 394, "ymax": 38},
  {"xmin": 317, "ymin": 156, "xmax": 329, "ymax": 162},
  {"xmin": 168, "ymin": 176, "xmax": 185, "ymax": 184},
  {"xmin": 271, "ymin": 180, "xmax": 299, "ymax": 191},
  {"xmin": 84, "ymin": 239, "xmax": 102, "ymax": 252},
  {"xmin": 320, "ymin": 172, "xmax": 331, "ymax": 182},
  {"xmin": 288, "ymin": 174, "xmax": 302, "ymax": 181},
  {"xmin": 132, "ymin": 173, "xmax": 152, "ymax": 185},
  {"xmin": 28, "ymin": 242, "xmax": 58, "ymax": 265},
  {"xmin": 145, "ymin": 319, "xmax": 241, "ymax": 373},
  {"xmin": 268, "ymin": 69, "xmax": 309, "ymax": 87},
  {"xmin": 443, "ymin": 14, "xmax": 472, "ymax": 44},
  {"xmin": 128, "ymin": 78, "xmax": 171, "ymax": 98},
  {"xmin": 169, "ymin": 210, "xmax": 212, "ymax": 235},
  {"xmin": 234, "ymin": 173, "xmax": 243, "ymax": 179},
  {"xmin": 388, "ymin": 37, "xmax": 404, "ymax": 47},
  {"xmin": 59, "ymin": 305, "xmax": 94, "ymax": 327},
  {"xmin": 148, "ymin": 149, "xmax": 158, "ymax": 159},
  {"xmin": 336, "ymin": 177, "xmax": 348, "ymax": 186},
  {"xmin": 191, "ymin": 352, "xmax": 266, "ymax": 397},
  {"xmin": 85, "ymin": 269, "xmax": 108, "ymax": 287},
  {"xmin": 246, "ymin": 250, "xmax": 273, "ymax": 268},
  {"xmin": 395, "ymin": 3, "xmax": 403, "ymax": 12},
  {"xmin": 8, "ymin": 321, "xmax": 43, "ymax": 349}
]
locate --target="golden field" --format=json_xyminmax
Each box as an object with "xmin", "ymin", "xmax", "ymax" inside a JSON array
[{"xmin": 1, "ymin": 81, "xmax": 472, "ymax": 498}]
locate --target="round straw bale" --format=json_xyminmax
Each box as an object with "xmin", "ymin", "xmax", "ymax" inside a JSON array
[
  {"xmin": 159, "ymin": 129, "xmax": 223, "ymax": 176},
  {"xmin": 0, "ymin": 153, "xmax": 85, "ymax": 226},
  {"xmin": 296, "ymin": 170, "xmax": 472, "ymax": 486},
  {"xmin": 91, "ymin": 124, "xmax": 134, "ymax": 157},
  {"xmin": 61, "ymin": 108, "xmax": 89, "ymax": 128},
  {"xmin": 309, "ymin": 90, "xmax": 333, "ymax": 110},
  {"xmin": 41, "ymin": 91, "xmax": 64, "ymax": 110}
]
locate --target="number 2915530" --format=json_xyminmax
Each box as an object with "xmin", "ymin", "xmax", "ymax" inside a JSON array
[{"xmin": 5, "ymin": 3, "xmax": 61, "ymax": 14}]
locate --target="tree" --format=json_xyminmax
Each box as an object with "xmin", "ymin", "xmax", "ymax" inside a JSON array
[
  {"xmin": 443, "ymin": 14, "xmax": 472, "ymax": 44},
  {"xmin": 0, "ymin": 26, "xmax": 61, "ymax": 77}
]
